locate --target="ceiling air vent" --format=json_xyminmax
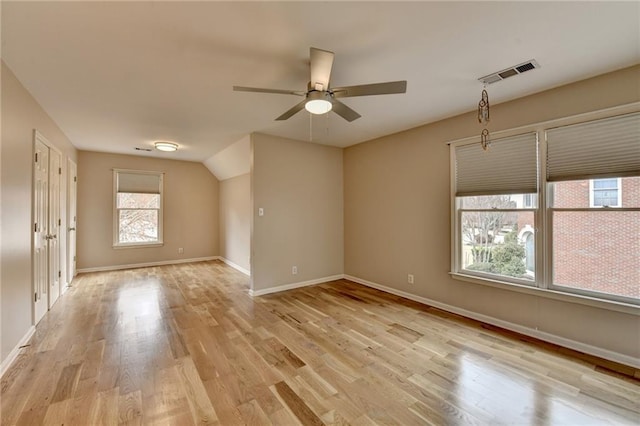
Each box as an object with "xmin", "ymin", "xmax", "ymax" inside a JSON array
[
  {"xmin": 135, "ymin": 147, "xmax": 152, "ymax": 152},
  {"xmin": 479, "ymin": 59, "xmax": 540, "ymax": 85}
]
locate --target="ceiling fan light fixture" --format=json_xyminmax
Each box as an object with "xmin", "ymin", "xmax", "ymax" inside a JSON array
[
  {"xmin": 154, "ymin": 141, "xmax": 178, "ymax": 152},
  {"xmin": 304, "ymin": 91, "xmax": 333, "ymax": 115}
]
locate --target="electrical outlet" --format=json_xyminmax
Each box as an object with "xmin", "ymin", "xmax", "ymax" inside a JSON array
[
  {"xmin": 258, "ymin": 207, "xmax": 264, "ymax": 216},
  {"xmin": 292, "ymin": 266, "xmax": 298, "ymax": 275},
  {"xmin": 178, "ymin": 247, "xmax": 184, "ymax": 254},
  {"xmin": 408, "ymin": 274, "xmax": 414, "ymax": 284}
]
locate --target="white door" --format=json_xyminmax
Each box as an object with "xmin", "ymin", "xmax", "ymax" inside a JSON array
[
  {"xmin": 48, "ymin": 149, "xmax": 62, "ymax": 308},
  {"xmin": 33, "ymin": 137, "xmax": 49, "ymax": 324},
  {"xmin": 67, "ymin": 159, "xmax": 77, "ymax": 285}
]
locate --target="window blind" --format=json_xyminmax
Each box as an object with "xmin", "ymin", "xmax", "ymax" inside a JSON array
[
  {"xmin": 117, "ymin": 171, "xmax": 162, "ymax": 194},
  {"xmin": 546, "ymin": 112, "xmax": 640, "ymax": 181},
  {"xmin": 455, "ymin": 132, "xmax": 538, "ymax": 196}
]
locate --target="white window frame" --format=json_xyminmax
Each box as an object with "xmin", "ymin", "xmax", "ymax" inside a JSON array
[
  {"xmin": 589, "ymin": 178, "xmax": 622, "ymax": 208},
  {"xmin": 449, "ymin": 104, "xmax": 640, "ymax": 313},
  {"xmin": 113, "ymin": 169, "xmax": 164, "ymax": 248}
]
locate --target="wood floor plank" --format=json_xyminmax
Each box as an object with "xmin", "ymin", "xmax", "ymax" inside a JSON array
[
  {"xmin": 272, "ymin": 380, "xmax": 324, "ymax": 426},
  {"xmin": 175, "ymin": 357, "xmax": 219, "ymax": 425},
  {"xmin": 51, "ymin": 362, "xmax": 82, "ymax": 403},
  {"xmin": 1, "ymin": 261, "xmax": 638, "ymax": 425}
]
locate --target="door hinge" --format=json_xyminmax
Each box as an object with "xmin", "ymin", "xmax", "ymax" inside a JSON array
[
  {"xmin": 59, "ymin": 167, "xmax": 62, "ymax": 175},
  {"xmin": 74, "ymin": 176, "xmax": 77, "ymax": 183},
  {"xmin": 58, "ymin": 219, "xmax": 62, "ymax": 226},
  {"xmin": 35, "ymin": 153, "xmax": 38, "ymax": 163},
  {"xmin": 34, "ymin": 223, "xmax": 38, "ymax": 232},
  {"xmin": 34, "ymin": 293, "xmax": 37, "ymax": 302},
  {"xmin": 58, "ymin": 271, "xmax": 62, "ymax": 278}
]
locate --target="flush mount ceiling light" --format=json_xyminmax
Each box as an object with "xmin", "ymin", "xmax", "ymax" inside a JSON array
[
  {"xmin": 154, "ymin": 141, "xmax": 178, "ymax": 152},
  {"xmin": 304, "ymin": 90, "xmax": 333, "ymax": 115}
]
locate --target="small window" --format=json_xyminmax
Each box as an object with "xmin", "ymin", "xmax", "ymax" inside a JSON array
[
  {"xmin": 590, "ymin": 178, "xmax": 621, "ymax": 207},
  {"xmin": 113, "ymin": 170, "xmax": 163, "ymax": 247}
]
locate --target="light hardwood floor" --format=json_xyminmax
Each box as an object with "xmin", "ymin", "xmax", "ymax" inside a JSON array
[{"xmin": 1, "ymin": 260, "xmax": 638, "ymax": 425}]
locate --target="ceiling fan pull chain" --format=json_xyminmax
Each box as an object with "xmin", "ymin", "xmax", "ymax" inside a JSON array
[{"xmin": 325, "ymin": 110, "xmax": 330, "ymax": 139}]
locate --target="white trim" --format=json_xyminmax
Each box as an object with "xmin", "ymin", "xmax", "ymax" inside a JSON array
[
  {"xmin": 344, "ymin": 274, "xmax": 640, "ymax": 369},
  {"xmin": 450, "ymin": 272, "xmax": 638, "ymax": 315},
  {"xmin": 1, "ymin": 326, "xmax": 35, "ymax": 378},
  {"xmin": 77, "ymin": 256, "xmax": 218, "ymax": 273},
  {"xmin": 219, "ymin": 257, "xmax": 250, "ymax": 276},
  {"xmin": 250, "ymin": 275, "xmax": 344, "ymax": 297}
]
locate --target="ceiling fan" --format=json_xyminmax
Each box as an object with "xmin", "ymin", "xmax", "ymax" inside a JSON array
[{"xmin": 233, "ymin": 47, "xmax": 407, "ymax": 122}]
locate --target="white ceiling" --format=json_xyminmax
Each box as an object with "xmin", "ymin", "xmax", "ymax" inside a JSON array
[{"xmin": 2, "ymin": 1, "xmax": 639, "ymax": 163}]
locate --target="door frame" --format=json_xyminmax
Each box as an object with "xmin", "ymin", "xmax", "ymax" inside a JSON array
[
  {"xmin": 66, "ymin": 158, "xmax": 77, "ymax": 288},
  {"xmin": 47, "ymin": 147, "xmax": 62, "ymax": 308},
  {"xmin": 33, "ymin": 131, "xmax": 50, "ymax": 324}
]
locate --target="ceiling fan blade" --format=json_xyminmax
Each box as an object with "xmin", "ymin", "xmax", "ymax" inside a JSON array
[
  {"xmin": 233, "ymin": 86, "xmax": 304, "ymax": 96},
  {"xmin": 275, "ymin": 99, "xmax": 308, "ymax": 121},
  {"xmin": 332, "ymin": 80, "xmax": 407, "ymax": 98},
  {"xmin": 310, "ymin": 47, "xmax": 334, "ymax": 91},
  {"xmin": 331, "ymin": 100, "xmax": 361, "ymax": 122}
]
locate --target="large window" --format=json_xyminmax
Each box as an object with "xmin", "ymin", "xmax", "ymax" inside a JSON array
[
  {"xmin": 452, "ymin": 111, "xmax": 640, "ymax": 305},
  {"xmin": 114, "ymin": 169, "xmax": 163, "ymax": 247},
  {"xmin": 454, "ymin": 132, "xmax": 538, "ymax": 285}
]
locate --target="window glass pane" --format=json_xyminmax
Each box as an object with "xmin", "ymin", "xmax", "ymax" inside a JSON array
[
  {"xmin": 460, "ymin": 194, "xmax": 537, "ymax": 209},
  {"xmin": 117, "ymin": 193, "xmax": 160, "ymax": 209},
  {"xmin": 592, "ymin": 178, "xmax": 617, "ymax": 189},
  {"xmin": 552, "ymin": 211, "xmax": 639, "ymax": 300},
  {"xmin": 119, "ymin": 210, "xmax": 158, "ymax": 243},
  {"xmin": 552, "ymin": 177, "xmax": 639, "ymax": 208},
  {"xmin": 460, "ymin": 210, "xmax": 535, "ymax": 281},
  {"xmin": 592, "ymin": 189, "xmax": 618, "ymax": 207}
]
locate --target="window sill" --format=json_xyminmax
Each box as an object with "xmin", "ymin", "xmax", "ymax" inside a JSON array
[
  {"xmin": 113, "ymin": 242, "xmax": 164, "ymax": 249},
  {"xmin": 450, "ymin": 272, "xmax": 639, "ymax": 316}
]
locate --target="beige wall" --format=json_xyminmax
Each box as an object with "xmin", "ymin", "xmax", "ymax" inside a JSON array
[
  {"xmin": 219, "ymin": 173, "xmax": 250, "ymax": 272},
  {"xmin": 251, "ymin": 133, "xmax": 343, "ymax": 292},
  {"xmin": 344, "ymin": 65, "xmax": 640, "ymax": 360},
  {"xmin": 1, "ymin": 61, "xmax": 78, "ymax": 362},
  {"xmin": 77, "ymin": 151, "xmax": 219, "ymax": 270}
]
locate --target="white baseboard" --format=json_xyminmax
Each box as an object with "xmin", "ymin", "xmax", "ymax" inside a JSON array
[
  {"xmin": 219, "ymin": 257, "xmax": 250, "ymax": 276},
  {"xmin": 344, "ymin": 274, "xmax": 640, "ymax": 369},
  {"xmin": 1, "ymin": 326, "xmax": 35, "ymax": 378},
  {"xmin": 250, "ymin": 274, "xmax": 344, "ymax": 297},
  {"xmin": 76, "ymin": 256, "xmax": 218, "ymax": 274}
]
